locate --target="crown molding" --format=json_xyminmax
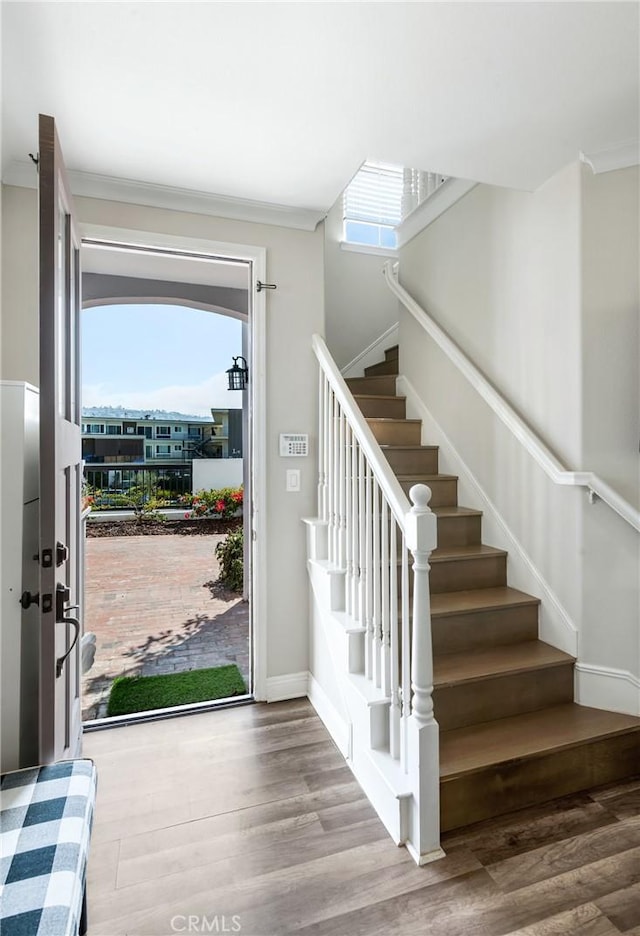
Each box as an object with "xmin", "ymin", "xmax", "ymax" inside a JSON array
[
  {"xmin": 580, "ymin": 141, "xmax": 640, "ymax": 175},
  {"xmin": 1, "ymin": 160, "xmax": 326, "ymax": 232}
]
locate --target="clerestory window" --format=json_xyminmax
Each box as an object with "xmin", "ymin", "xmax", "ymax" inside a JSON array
[{"xmin": 343, "ymin": 161, "xmax": 403, "ymax": 251}]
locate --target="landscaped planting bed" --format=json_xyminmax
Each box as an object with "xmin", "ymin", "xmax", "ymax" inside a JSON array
[{"xmin": 86, "ymin": 517, "xmax": 242, "ymax": 537}]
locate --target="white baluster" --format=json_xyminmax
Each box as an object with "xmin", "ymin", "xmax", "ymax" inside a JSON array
[
  {"xmin": 344, "ymin": 422, "xmax": 352, "ymax": 615},
  {"xmin": 326, "ymin": 390, "xmax": 334, "ymax": 563},
  {"xmin": 331, "ymin": 396, "xmax": 340, "ymax": 563},
  {"xmin": 338, "ymin": 407, "xmax": 346, "ymax": 570},
  {"xmin": 351, "ymin": 433, "xmax": 359, "ymax": 620},
  {"xmin": 381, "ymin": 498, "xmax": 391, "ymax": 697},
  {"xmin": 401, "ymin": 166, "xmax": 417, "ymax": 220},
  {"xmin": 372, "ymin": 479, "xmax": 381, "ymax": 688},
  {"xmin": 364, "ymin": 461, "xmax": 374, "ymax": 680},
  {"xmin": 318, "ymin": 369, "xmax": 325, "ymax": 518},
  {"xmin": 357, "ymin": 446, "xmax": 366, "ymax": 629},
  {"xmin": 389, "ymin": 518, "xmax": 401, "ymax": 759},
  {"xmin": 400, "ymin": 533, "xmax": 411, "ymax": 772}
]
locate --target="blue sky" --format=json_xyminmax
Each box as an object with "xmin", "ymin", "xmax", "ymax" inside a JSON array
[{"xmin": 82, "ymin": 304, "xmax": 244, "ymax": 416}]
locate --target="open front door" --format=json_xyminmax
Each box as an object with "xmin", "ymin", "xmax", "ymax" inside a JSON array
[{"xmin": 38, "ymin": 114, "xmax": 83, "ymax": 763}]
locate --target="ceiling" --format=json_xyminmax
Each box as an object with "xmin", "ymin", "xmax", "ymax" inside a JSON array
[{"xmin": 2, "ymin": 2, "xmax": 638, "ymax": 222}]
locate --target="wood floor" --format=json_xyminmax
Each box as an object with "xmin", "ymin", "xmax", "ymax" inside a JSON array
[{"xmin": 84, "ymin": 699, "xmax": 640, "ymax": 936}]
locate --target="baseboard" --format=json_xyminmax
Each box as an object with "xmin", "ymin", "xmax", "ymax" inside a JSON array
[
  {"xmin": 575, "ymin": 663, "xmax": 640, "ymax": 716},
  {"xmin": 307, "ymin": 674, "xmax": 352, "ymax": 757},
  {"xmin": 341, "ymin": 323, "xmax": 399, "ymax": 379},
  {"xmin": 265, "ymin": 671, "xmax": 309, "ymax": 703},
  {"xmin": 398, "ymin": 375, "xmax": 578, "ymax": 656}
]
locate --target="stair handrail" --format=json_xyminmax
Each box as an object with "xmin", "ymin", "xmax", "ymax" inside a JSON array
[
  {"xmin": 383, "ymin": 261, "xmax": 640, "ymax": 533},
  {"xmin": 312, "ymin": 333, "xmax": 411, "ymax": 526}
]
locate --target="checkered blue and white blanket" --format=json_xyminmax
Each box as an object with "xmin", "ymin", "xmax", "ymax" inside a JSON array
[{"xmin": 1, "ymin": 759, "xmax": 97, "ymax": 936}]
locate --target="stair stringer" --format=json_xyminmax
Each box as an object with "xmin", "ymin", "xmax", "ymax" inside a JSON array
[
  {"xmin": 398, "ymin": 374, "xmax": 578, "ymax": 658},
  {"xmin": 305, "ymin": 533, "xmax": 414, "ymax": 849}
]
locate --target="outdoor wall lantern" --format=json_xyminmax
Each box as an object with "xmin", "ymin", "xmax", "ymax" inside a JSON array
[{"xmin": 227, "ymin": 356, "xmax": 249, "ymax": 391}]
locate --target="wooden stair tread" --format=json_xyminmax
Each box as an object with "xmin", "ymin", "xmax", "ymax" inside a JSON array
[
  {"xmin": 431, "ymin": 586, "xmax": 540, "ymax": 617},
  {"xmin": 380, "ymin": 444, "xmax": 438, "ymax": 452},
  {"xmin": 396, "ymin": 473, "xmax": 458, "ymax": 482},
  {"xmin": 434, "ymin": 640, "xmax": 574, "ymax": 687},
  {"xmin": 431, "ymin": 544, "xmax": 508, "ymax": 562},
  {"xmin": 353, "ymin": 394, "xmax": 406, "ymax": 402},
  {"xmin": 432, "ymin": 506, "xmax": 483, "ymax": 519},
  {"xmin": 366, "ymin": 417, "xmax": 420, "ymax": 424},
  {"xmin": 440, "ymin": 703, "xmax": 640, "ymax": 780}
]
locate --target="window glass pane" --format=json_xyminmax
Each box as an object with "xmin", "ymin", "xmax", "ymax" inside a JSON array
[{"xmin": 380, "ymin": 227, "xmax": 397, "ymax": 248}]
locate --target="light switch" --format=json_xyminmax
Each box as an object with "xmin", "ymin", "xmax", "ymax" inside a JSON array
[{"xmin": 286, "ymin": 469, "xmax": 301, "ymax": 492}]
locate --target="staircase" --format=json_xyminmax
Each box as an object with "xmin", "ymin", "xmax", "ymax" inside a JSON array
[{"xmin": 348, "ymin": 344, "xmax": 640, "ymax": 833}]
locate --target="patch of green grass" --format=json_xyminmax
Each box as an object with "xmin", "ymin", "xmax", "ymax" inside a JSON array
[{"xmin": 107, "ymin": 665, "xmax": 247, "ymax": 716}]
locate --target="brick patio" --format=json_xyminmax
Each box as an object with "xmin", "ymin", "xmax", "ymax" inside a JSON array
[{"xmin": 82, "ymin": 533, "xmax": 250, "ymax": 720}]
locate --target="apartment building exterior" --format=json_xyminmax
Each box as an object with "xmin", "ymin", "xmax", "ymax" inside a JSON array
[
  {"xmin": 82, "ymin": 407, "xmax": 242, "ymax": 464},
  {"xmin": 82, "ymin": 407, "xmax": 243, "ymax": 494}
]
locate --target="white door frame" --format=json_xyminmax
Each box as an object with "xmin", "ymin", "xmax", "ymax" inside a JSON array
[{"xmin": 79, "ymin": 223, "xmax": 268, "ymax": 701}]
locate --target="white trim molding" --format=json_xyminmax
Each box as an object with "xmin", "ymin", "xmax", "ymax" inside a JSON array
[
  {"xmin": 340, "ymin": 322, "xmax": 399, "ymax": 379},
  {"xmin": 3, "ymin": 160, "xmax": 326, "ymax": 232},
  {"xmin": 396, "ymin": 178, "xmax": 477, "ymax": 248},
  {"xmin": 580, "ymin": 141, "xmax": 640, "ymax": 175},
  {"xmin": 307, "ymin": 674, "xmax": 352, "ymax": 757},
  {"xmin": 79, "ymin": 224, "xmax": 269, "ymax": 702},
  {"xmin": 575, "ymin": 663, "xmax": 640, "ymax": 716},
  {"xmin": 265, "ymin": 672, "xmax": 310, "ymax": 703},
  {"xmin": 339, "ymin": 242, "xmax": 398, "ymax": 259}
]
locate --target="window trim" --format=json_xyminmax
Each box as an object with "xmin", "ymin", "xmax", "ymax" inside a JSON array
[{"xmin": 339, "ymin": 241, "xmax": 398, "ymax": 258}]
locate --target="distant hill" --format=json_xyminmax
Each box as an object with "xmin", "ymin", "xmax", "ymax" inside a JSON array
[{"xmin": 82, "ymin": 406, "xmax": 212, "ymax": 422}]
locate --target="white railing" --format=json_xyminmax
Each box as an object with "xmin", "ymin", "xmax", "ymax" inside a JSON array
[
  {"xmin": 383, "ymin": 262, "xmax": 640, "ymax": 533},
  {"xmin": 313, "ymin": 333, "xmax": 440, "ymax": 857},
  {"xmin": 401, "ymin": 169, "xmax": 448, "ymax": 221}
]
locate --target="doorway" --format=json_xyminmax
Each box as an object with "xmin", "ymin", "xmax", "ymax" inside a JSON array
[{"xmin": 79, "ymin": 234, "xmax": 265, "ymax": 723}]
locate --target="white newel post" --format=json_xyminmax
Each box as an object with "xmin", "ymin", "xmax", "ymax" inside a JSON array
[{"xmin": 404, "ymin": 484, "xmax": 444, "ymax": 864}]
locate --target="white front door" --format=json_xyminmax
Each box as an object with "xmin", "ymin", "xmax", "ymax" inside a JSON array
[{"xmin": 38, "ymin": 114, "xmax": 83, "ymax": 762}]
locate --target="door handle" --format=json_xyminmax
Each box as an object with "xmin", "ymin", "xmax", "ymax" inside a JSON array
[
  {"xmin": 56, "ymin": 617, "xmax": 80, "ymax": 678},
  {"xmin": 55, "ymin": 582, "xmax": 80, "ymax": 678}
]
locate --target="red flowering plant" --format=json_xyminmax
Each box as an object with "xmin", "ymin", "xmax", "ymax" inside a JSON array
[{"xmin": 189, "ymin": 486, "xmax": 244, "ymax": 520}]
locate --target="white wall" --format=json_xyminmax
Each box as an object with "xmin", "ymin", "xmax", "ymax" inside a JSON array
[
  {"xmin": 578, "ymin": 165, "xmax": 640, "ymax": 688},
  {"xmin": 400, "ymin": 164, "xmax": 584, "ymax": 642},
  {"xmin": 324, "ymin": 197, "xmax": 399, "ymax": 369},
  {"xmin": 1, "ymin": 186, "xmax": 324, "ymax": 688},
  {"xmin": 192, "ymin": 458, "xmax": 243, "ymax": 492},
  {"xmin": 398, "ymin": 162, "xmax": 640, "ymax": 709},
  {"xmin": 581, "ymin": 164, "xmax": 639, "ymax": 509}
]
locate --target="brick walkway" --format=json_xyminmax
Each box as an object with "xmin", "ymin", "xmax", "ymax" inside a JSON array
[{"xmin": 82, "ymin": 534, "xmax": 250, "ymax": 720}]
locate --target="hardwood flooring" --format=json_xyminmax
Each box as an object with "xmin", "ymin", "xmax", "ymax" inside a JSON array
[{"xmin": 84, "ymin": 699, "xmax": 640, "ymax": 936}]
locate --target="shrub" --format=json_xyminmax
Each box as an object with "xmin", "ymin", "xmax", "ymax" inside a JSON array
[
  {"xmin": 182, "ymin": 486, "xmax": 243, "ymax": 520},
  {"xmin": 215, "ymin": 528, "xmax": 244, "ymax": 591}
]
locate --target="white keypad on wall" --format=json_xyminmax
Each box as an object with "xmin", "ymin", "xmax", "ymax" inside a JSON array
[{"xmin": 279, "ymin": 433, "xmax": 309, "ymax": 456}]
